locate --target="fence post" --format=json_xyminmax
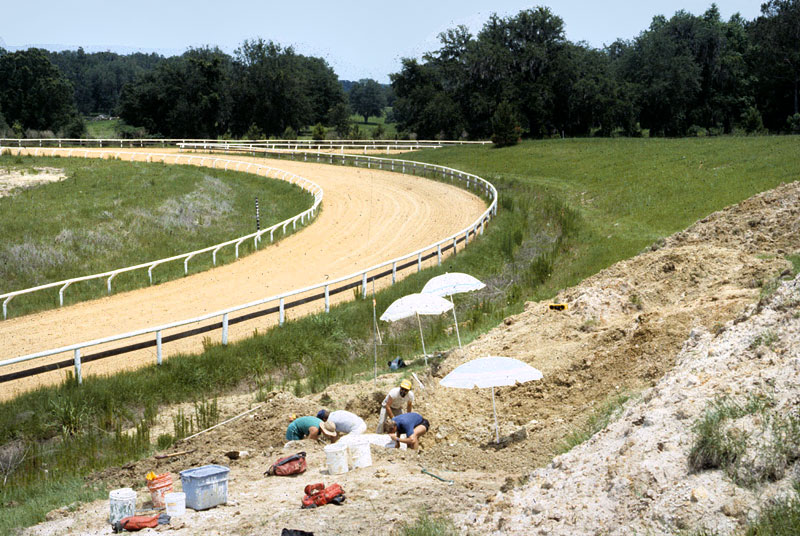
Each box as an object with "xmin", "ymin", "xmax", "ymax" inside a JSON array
[
  {"xmin": 279, "ymin": 298, "xmax": 285, "ymax": 326},
  {"xmin": 362, "ymin": 273, "xmax": 367, "ymax": 299},
  {"xmin": 59, "ymin": 283, "xmax": 69, "ymax": 307},
  {"xmin": 417, "ymin": 252, "xmax": 422, "ymax": 272},
  {"xmin": 73, "ymin": 349, "xmax": 82, "ymax": 385},
  {"xmin": 437, "ymin": 245, "xmax": 442, "ymax": 265},
  {"xmin": 392, "ymin": 262, "xmax": 397, "ymax": 284},
  {"xmin": 453, "ymin": 237, "xmax": 457, "ymax": 254},
  {"xmin": 157, "ymin": 331, "xmax": 162, "ymax": 365},
  {"xmin": 325, "ymin": 285, "xmax": 330, "ymax": 313},
  {"xmin": 222, "ymin": 313, "xmax": 229, "ymax": 345}
]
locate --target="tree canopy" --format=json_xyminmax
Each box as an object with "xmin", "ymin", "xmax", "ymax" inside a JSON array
[
  {"xmin": 0, "ymin": 49, "xmax": 83, "ymax": 136},
  {"xmin": 391, "ymin": 2, "xmax": 800, "ymax": 138},
  {"xmin": 47, "ymin": 49, "xmax": 164, "ymax": 115},
  {"xmin": 2, "ymin": 2, "xmax": 800, "ymax": 139},
  {"xmin": 349, "ymin": 79, "xmax": 387, "ymax": 123}
]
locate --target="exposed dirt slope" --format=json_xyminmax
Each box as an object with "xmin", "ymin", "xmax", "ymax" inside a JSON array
[{"xmin": 23, "ymin": 181, "xmax": 800, "ymax": 535}]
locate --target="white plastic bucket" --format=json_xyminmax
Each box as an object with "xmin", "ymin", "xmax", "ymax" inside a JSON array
[
  {"xmin": 324, "ymin": 443, "xmax": 349, "ymax": 475},
  {"xmin": 348, "ymin": 440, "xmax": 372, "ymax": 469},
  {"xmin": 109, "ymin": 487, "xmax": 136, "ymax": 524},
  {"xmin": 165, "ymin": 492, "xmax": 186, "ymax": 517}
]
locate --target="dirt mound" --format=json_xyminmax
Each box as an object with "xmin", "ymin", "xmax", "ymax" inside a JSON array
[
  {"xmin": 667, "ymin": 180, "xmax": 800, "ymax": 254},
  {"xmin": 462, "ymin": 275, "xmax": 800, "ymax": 535},
  {"xmin": 24, "ymin": 181, "xmax": 800, "ymax": 535}
]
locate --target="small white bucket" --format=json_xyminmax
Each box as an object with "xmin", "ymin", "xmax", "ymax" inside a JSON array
[
  {"xmin": 109, "ymin": 487, "xmax": 136, "ymax": 524},
  {"xmin": 348, "ymin": 439, "xmax": 372, "ymax": 469},
  {"xmin": 324, "ymin": 443, "xmax": 349, "ymax": 475},
  {"xmin": 165, "ymin": 492, "xmax": 186, "ymax": 517}
]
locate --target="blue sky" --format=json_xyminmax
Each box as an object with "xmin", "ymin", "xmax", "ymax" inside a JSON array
[{"xmin": 1, "ymin": 1, "xmax": 763, "ymax": 82}]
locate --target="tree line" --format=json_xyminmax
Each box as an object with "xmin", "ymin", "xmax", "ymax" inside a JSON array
[
  {"xmin": 392, "ymin": 1, "xmax": 800, "ymax": 140},
  {"xmin": 1, "ymin": 1, "xmax": 798, "ymax": 140}
]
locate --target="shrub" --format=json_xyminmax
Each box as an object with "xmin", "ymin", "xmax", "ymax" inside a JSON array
[
  {"xmin": 348, "ymin": 124, "xmax": 363, "ymax": 140},
  {"xmin": 115, "ymin": 121, "xmax": 149, "ymax": 139},
  {"xmin": 787, "ymin": 113, "xmax": 800, "ymax": 135},
  {"xmin": 242, "ymin": 123, "xmax": 264, "ymax": 140},
  {"xmin": 282, "ymin": 126, "xmax": 297, "ymax": 140},
  {"xmin": 741, "ymin": 107, "xmax": 765, "ymax": 134},
  {"xmin": 491, "ymin": 101, "xmax": 522, "ymax": 147},
  {"xmin": 745, "ymin": 481, "xmax": 800, "ymax": 535},
  {"xmin": 398, "ymin": 512, "xmax": 459, "ymax": 536},
  {"xmin": 688, "ymin": 401, "xmax": 746, "ymax": 473},
  {"xmin": 156, "ymin": 434, "xmax": 175, "ymax": 450},
  {"xmin": 687, "ymin": 124, "xmax": 707, "ymax": 137},
  {"xmin": 311, "ymin": 123, "xmax": 326, "ymax": 141}
]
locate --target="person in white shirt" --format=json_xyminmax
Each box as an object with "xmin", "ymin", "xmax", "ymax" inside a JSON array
[
  {"xmin": 317, "ymin": 409, "xmax": 367, "ymax": 442},
  {"xmin": 376, "ymin": 379, "xmax": 414, "ymax": 433}
]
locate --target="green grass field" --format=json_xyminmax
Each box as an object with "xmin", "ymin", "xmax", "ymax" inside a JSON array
[
  {"xmin": 1, "ymin": 136, "xmax": 798, "ymax": 535},
  {"xmin": 349, "ymin": 109, "xmax": 398, "ymax": 139},
  {"xmin": 84, "ymin": 118, "xmax": 121, "ymax": 139},
  {"xmin": 0, "ymin": 154, "xmax": 313, "ymax": 317},
  {"xmin": 408, "ymin": 136, "xmax": 800, "ymax": 300}
]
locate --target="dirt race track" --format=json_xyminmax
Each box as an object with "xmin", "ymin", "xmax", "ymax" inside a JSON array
[{"xmin": 0, "ymin": 149, "xmax": 487, "ymax": 398}]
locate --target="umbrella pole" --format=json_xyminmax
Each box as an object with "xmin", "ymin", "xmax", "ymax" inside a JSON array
[
  {"xmin": 450, "ymin": 295, "xmax": 461, "ymax": 348},
  {"xmin": 372, "ymin": 280, "xmax": 378, "ymax": 383},
  {"xmin": 416, "ymin": 312, "xmax": 428, "ymax": 366},
  {"xmin": 492, "ymin": 386, "xmax": 499, "ymax": 444}
]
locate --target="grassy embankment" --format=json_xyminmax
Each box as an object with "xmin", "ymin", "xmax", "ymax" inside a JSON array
[
  {"xmin": 0, "ymin": 154, "xmax": 313, "ymax": 318},
  {"xmin": 0, "ymin": 136, "xmax": 798, "ymax": 535}
]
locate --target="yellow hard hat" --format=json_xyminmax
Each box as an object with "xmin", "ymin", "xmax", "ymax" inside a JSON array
[{"xmin": 400, "ymin": 379, "xmax": 412, "ymax": 390}]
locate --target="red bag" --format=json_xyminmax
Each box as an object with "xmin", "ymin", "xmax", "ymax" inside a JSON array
[
  {"xmin": 304, "ymin": 483, "xmax": 324, "ymax": 495},
  {"xmin": 117, "ymin": 515, "xmax": 159, "ymax": 531},
  {"xmin": 266, "ymin": 452, "xmax": 307, "ymax": 476},
  {"xmin": 301, "ymin": 483, "xmax": 345, "ymax": 508}
]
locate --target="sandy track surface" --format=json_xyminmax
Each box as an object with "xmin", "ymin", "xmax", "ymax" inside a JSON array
[{"xmin": 0, "ymin": 149, "xmax": 487, "ymax": 398}]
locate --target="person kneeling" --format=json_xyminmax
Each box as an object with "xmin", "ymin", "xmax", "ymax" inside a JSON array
[
  {"xmin": 384, "ymin": 412, "xmax": 429, "ymax": 450},
  {"xmin": 317, "ymin": 409, "xmax": 367, "ymax": 443}
]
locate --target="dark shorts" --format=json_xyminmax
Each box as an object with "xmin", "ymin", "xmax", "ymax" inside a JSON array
[{"xmin": 419, "ymin": 418, "xmax": 430, "ymax": 432}]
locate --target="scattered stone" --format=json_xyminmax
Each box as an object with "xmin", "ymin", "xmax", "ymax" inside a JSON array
[{"xmin": 690, "ymin": 487, "xmax": 708, "ymax": 502}]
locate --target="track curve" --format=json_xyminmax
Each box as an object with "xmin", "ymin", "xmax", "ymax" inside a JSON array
[{"xmin": 0, "ymin": 150, "xmax": 487, "ymax": 398}]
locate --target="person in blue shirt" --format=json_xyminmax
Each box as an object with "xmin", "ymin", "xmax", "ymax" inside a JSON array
[
  {"xmin": 285, "ymin": 416, "xmax": 323, "ymax": 441},
  {"xmin": 384, "ymin": 412, "xmax": 430, "ymax": 450}
]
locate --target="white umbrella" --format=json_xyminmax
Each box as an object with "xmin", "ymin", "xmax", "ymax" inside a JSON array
[
  {"xmin": 422, "ymin": 272, "xmax": 485, "ymax": 348},
  {"xmin": 380, "ymin": 293, "xmax": 453, "ymax": 365},
  {"xmin": 440, "ymin": 356, "xmax": 543, "ymax": 443}
]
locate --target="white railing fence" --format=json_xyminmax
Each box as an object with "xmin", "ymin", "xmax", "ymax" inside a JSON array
[
  {"xmin": 0, "ymin": 148, "xmax": 323, "ymax": 319},
  {"xmin": 0, "ymin": 137, "xmax": 490, "ymax": 153},
  {"xmin": 0, "ymin": 142, "xmax": 497, "ymax": 386}
]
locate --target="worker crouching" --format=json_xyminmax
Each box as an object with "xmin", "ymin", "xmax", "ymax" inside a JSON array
[
  {"xmin": 377, "ymin": 379, "xmax": 414, "ymax": 433},
  {"xmin": 384, "ymin": 412, "xmax": 429, "ymax": 450}
]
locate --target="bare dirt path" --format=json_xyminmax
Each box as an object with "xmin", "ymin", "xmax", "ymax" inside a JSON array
[{"xmin": 0, "ymin": 149, "xmax": 487, "ymax": 398}]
